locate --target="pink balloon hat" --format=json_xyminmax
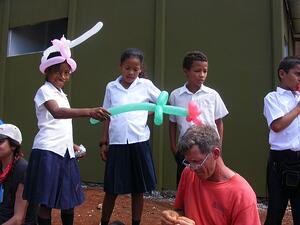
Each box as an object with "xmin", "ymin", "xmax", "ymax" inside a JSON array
[
  {"xmin": 39, "ymin": 36, "xmax": 77, "ymax": 74},
  {"xmin": 39, "ymin": 21, "xmax": 104, "ymax": 74}
]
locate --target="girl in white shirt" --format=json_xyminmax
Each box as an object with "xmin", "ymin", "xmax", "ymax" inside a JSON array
[
  {"xmin": 99, "ymin": 48, "xmax": 161, "ymax": 225},
  {"xmin": 23, "ymin": 49, "xmax": 110, "ymax": 225}
]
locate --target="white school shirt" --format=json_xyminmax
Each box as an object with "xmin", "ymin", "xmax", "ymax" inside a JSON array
[
  {"xmin": 169, "ymin": 84, "xmax": 229, "ymax": 139},
  {"xmin": 264, "ymin": 87, "xmax": 300, "ymax": 151},
  {"xmin": 32, "ymin": 82, "xmax": 75, "ymax": 158},
  {"xmin": 103, "ymin": 76, "xmax": 161, "ymax": 144}
]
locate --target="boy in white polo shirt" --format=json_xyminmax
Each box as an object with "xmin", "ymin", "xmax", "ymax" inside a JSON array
[
  {"xmin": 169, "ymin": 51, "xmax": 229, "ymax": 186},
  {"xmin": 263, "ymin": 56, "xmax": 300, "ymax": 225}
]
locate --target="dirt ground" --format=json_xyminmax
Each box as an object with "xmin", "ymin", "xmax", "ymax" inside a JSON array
[{"xmin": 51, "ymin": 186, "xmax": 293, "ymax": 225}]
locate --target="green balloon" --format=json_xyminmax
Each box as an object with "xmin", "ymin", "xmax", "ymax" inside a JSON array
[
  {"xmin": 163, "ymin": 105, "xmax": 188, "ymax": 116},
  {"xmin": 156, "ymin": 91, "xmax": 169, "ymax": 106},
  {"xmin": 89, "ymin": 103, "xmax": 156, "ymax": 124},
  {"xmin": 154, "ymin": 105, "xmax": 163, "ymax": 125},
  {"xmin": 90, "ymin": 118, "xmax": 100, "ymax": 124},
  {"xmin": 89, "ymin": 90, "xmax": 191, "ymax": 126},
  {"xmin": 109, "ymin": 103, "xmax": 156, "ymax": 115}
]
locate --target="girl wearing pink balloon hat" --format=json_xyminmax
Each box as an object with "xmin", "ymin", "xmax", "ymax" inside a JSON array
[{"xmin": 23, "ymin": 33, "xmax": 110, "ymax": 225}]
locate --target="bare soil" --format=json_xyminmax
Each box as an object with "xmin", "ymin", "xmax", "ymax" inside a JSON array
[{"xmin": 51, "ymin": 187, "xmax": 293, "ymax": 225}]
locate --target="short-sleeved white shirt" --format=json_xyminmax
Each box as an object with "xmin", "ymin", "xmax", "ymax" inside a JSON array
[
  {"xmin": 32, "ymin": 82, "xmax": 74, "ymax": 158},
  {"xmin": 103, "ymin": 76, "xmax": 161, "ymax": 144},
  {"xmin": 169, "ymin": 84, "xmax": 229, "ymax": 139},
  {"xmin": 264, "ymin": 87, "xmax": 300, "ymax": 151}
]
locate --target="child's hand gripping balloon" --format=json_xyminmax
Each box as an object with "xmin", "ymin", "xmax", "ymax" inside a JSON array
[{"xmin": 90, "ymin": 107, "xmax": 110, "ymax": 121}]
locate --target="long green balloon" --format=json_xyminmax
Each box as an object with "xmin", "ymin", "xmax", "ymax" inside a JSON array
[
  {"xmin": 89, "ymin": 90, "xmax": 188, "ymax": 125},
  {"xmin": 90, "ymin": 103, "xmax": 156, "ymax": 125},
  {"xmin": 163, "ymin": 105, "xmax": 187, "ymax": 116},
  {"xmin": 109, "ymin": 102, "xmax": 156, "ymax": 115}
]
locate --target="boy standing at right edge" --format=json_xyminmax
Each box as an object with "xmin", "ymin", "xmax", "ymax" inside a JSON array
[
  {"xmin": 264, "ymin": 56, "xmax": 300, "ymax": 225},
  {"xmin": 169, "ymin": 51, "xmax": 228, "ymax": 186}
]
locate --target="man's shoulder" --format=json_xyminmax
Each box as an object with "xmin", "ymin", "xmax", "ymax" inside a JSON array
[
  {"xmin": 229, "ymin": 174, "xmax": 257, "ymax": 199},
  {"xmin": 181, "ymin": 167, "xmax": 195, "ymax": 179},
  {"xmin": 231, "ymin": 174, "xmax": 252, "ymax": 187}
]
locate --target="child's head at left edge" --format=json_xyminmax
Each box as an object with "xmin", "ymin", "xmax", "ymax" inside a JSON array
[
  {"xmin": 0, "ymin": 123, "xmax": 23, "ymax": 160},
  {"xmin": 183, "ymin": 51, "xmax": 208, "ymax": 92},
  {"xmin": 277, "ymin": 56, "xmax": 300, "ymax": 92},
  {"xmin": 119, "ymin": 48, "xmax": 146, "ymax": 88}
]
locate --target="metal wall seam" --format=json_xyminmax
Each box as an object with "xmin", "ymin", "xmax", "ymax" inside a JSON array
[
  {"xmin": 153, "ymin": 0, "xmax": 166, "ymax": 190},
  {"xmin": 0, "ymin": 0, "xmax": 10, "ymax": 120}
]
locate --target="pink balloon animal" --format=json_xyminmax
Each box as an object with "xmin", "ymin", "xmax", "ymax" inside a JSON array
[{"xmin": 186, "ymin": 101, "xmax": 202, "ymax": 125}]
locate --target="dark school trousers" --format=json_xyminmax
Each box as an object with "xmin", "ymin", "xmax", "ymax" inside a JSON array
[
  {"xmin": 265, "ymin": 150, "xmax": 300, "ymax": 225},
  {"xmin": 175, "ymin": 151, "xmax": 185, "ymax": 187}
]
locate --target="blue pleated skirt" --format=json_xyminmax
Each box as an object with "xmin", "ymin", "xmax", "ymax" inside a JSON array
[
  {"xmin": 104, "ymin": 140, "xmax": 157, "ymax": 195},
  {"xmin": 23, "ymin": 149, "xmax": 84, "ymax": 209}
]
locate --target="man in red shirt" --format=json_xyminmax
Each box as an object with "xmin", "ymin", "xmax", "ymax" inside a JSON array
[{"xmin": 162, "ymin": 125, "xmax": 261, "ymax": 225}]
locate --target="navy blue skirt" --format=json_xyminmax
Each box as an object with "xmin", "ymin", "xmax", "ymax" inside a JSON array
[
  {"xmin": 23, "ymin": 149, "xmax": 84, "ymax": 209},
  {"xmin": 104, "ymin": 140, "xmax": 157, "ymax": 195}
]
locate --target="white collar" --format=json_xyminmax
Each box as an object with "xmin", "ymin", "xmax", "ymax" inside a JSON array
[
  {"xmin": 276, "ymin": 86, "xmax": 300, "ymax": 96},
  {"xmin": 179, "ymin": 83, "xmax": 210, "ymax": 95},
  {"xmin": 112, "ymin": 76, "xmax": 141, "ymax": 90}
]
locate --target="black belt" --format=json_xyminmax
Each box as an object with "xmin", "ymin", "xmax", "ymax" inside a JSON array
[{"xmin": 270, "ymin": 150, "xmax": 300, "ymax": 163}]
